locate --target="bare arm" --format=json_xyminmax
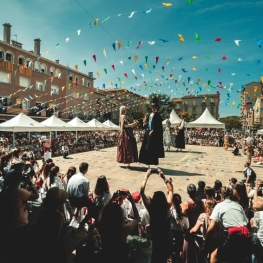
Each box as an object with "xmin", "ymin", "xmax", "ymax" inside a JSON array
[
  {"xmin": 157, "ymin": 168, "xmax": 173, "ymax": 206},
  {"xmin": 190, "ymin": 222, "xmax": 202, "ymax": 234},
  {"xmin": 140, "ymin": 169, "xmax": 151, "ymax": 211}
]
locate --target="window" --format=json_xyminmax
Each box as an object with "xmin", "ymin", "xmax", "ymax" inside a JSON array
[
  {"xmin": 19, "ymin": 77, "xmax": 30, "ymax": 88},
  {"xmin": 51, "ymin": 85, "xmax": 59, "ymax": 95},
  {"xmin": 0, "ymin": 71, "xmax": 11, "ymax": 84},
  {"xmin": 25, "ymin": 59, "xmax": 32, "ymax": 69},
  {"xmin": 0, "ymin": 49, "xmax": 4, "ymax": 61},
  {"xmin": 34, "ymin": 61, "xmax": 40, "ymax": 72},
  {"xmin": 55, "ymin": 69, "xmax": 61, "ymax": 78},
  {"xmin": 83, "ymin": 111, "xmax": 88, "ymax": 121},
  {"xmin": 72, "ymin": 92, "xmax": 77, "ymax": 98},
  {"xmin": 18, "ymin": 56, "xmax": 25, "ymax": 65},
  {"xmin": 50, "ymin": 67, "xmax": 55, "ymax": 76},
  {"xmin": 22, "ymin": 99, "xmax": 30, "ymax": 110},
  {"xmin": 192, "ymin": 100, "xmax": 196, "ymax": 106},
  {"xmin": 36, "ymin": 81, "xmax": 45, "ymax": 91},
  {"xmin": 40, "ymin": 64, "xmax": 47, "ymax": 74},
  {"xmin": 6, "ymin": 52, "xmax": 13, "ymax": 62},
  {"xmin": 192, "ymin": 107, "xmax": 196, "ymax": 113},
  {"xmin": 210, "ymin": 107, "xmax": 215, "ymax": 115}
]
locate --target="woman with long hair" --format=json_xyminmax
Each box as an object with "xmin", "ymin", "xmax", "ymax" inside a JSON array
[
  {"xmin": 62, "ymin": 166, "xmax": 76, "ymax": 190},
  {"xmin": 171, "ymin": 193, "xmax": 189, "ymax": 263},
  {"xmin": 140, "ymin": 168, "xmax": 173, "ymax": 263},
  {"xmin": 93, "ymin": 175, "xmax": 112, "ymax": 206},
  {"xmin": 233, "ymin": 182, "xmax": 249, "ymax": 213},
  {"xmin": 98, "ymin": 192, "xmax": 140, "ymax": 263},
  {"xmin": 116, "ymin": 105, "xmax": 138, "ymax": 168},
  {"xmin": 213, "ymin": 180, "xmax": 223, "ymax": 202},
  {"xmin": 190, "ymin": 198, "xmax": 224, "ymax": 260},
  {"xmin": 44, "ymin": 166, "xmax": 63, "ymax": 190}
]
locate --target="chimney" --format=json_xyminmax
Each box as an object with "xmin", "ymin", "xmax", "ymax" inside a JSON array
[
  {"xmin": 55, "ymin": 59, "xmax": 59, "ymax": 64},
  {"xmin": 34, "ymin": 38, "xmax": 41, "ymax": 56},
  {"xmin": 3, "ymin": 23, "xmax": 12, "ymax": 43}
]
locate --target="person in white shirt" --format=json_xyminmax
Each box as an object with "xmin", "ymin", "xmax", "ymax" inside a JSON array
[{"xmin": 66, "ymin": 162, "xmax": 94, "ymax": 229}]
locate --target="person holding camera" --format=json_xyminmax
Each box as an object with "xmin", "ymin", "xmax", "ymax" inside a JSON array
[
  {"xmin": 140, "ymin": 168, "xmax": 173, "ymax": 263},
  {"xmin": 97, "ymin": 190, "xmax": 140, "ymax": 263},
  {"xmin": 0, "ymin": 167, "xmax": 39, "ymax": 262}
]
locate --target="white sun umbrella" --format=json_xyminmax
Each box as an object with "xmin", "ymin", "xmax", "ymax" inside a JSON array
[
  {"xmin": 103, "ymin": 120, "xmax": 120, "ymax": 130},
  {"xmin": 86, "ymin": 118, "xmax": 110, "ymax": 130}
]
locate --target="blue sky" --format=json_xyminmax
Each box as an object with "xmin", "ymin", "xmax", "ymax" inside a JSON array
[{"xmin": 1, "ymin": 0, "xmax": 263, "ymax": 117}]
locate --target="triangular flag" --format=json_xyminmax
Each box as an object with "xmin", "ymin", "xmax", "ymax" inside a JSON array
[
  {"xmin": 75, "ymin": 65, "xmax": 78, "ymax": 71},
  {"xmin": 145, "ymin": 56, "xmax": 148, "ymax": 63},
  {"xmin": 136, "ymin": 41, "xmax": 143, "ymax": 49},
  {"xmin": 96, "ymin": 72, "xmax": 100, "ymax": 78},
  {"xmin": 92, "ymin": 55, "xmax": 96, "ymax": 62},
  {"xmin": 234, "ymin": 40, "xmax": 241, "ymax": 46},
  {"xmin": 178, "ymin": 34, "xmax": 184, "ymax": 42},
  {"xmin": 111, "ymin": 65, "xmax": 115, "ymax": 71},
  {"xmin": 117, "ymin": 41, "xmax": 122, "ymax": 49},
  {"xmin": 155, "ymin": 56, "xmax": 159, "ymax": 64},
  {"xmin": 102, "ymin": 49, "xmax": 107, "ymax": 57},
  {"xmin": 83, "ymin": 60, "xmax": 87, "ymax": 66},
  {"xmin": 104, "ymin": 68, "xmax": 107, "ymax": 74},
  {"xmin": 195, "ymin": 32, "xmax": 201, "ymax": 42},
  {"xmin": 112, "ymin": 42, "xmax": 116, "ymax": 51},
  {"xmin": 94, "ymin": 19, "xmax": 99, "ymax": 25},
  {"xmin": 134, "ymin": 55, "xmax": 138, "ymax": 62}
]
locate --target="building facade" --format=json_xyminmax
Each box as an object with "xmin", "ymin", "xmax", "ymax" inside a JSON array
[
  {"xmin": 171, "ymin": 94, "xmax": 220, "ymax": 120},
  {"xmin": 0, "ymin": 22, "xmax": 98, "ymax": 122},
  {"xmin": 241, "ymin": 81, "xmax": 263, "ymax": 130}
]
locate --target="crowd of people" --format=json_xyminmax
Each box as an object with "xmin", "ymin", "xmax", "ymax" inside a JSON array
[{"xmin": 1, "ymin": 149, "xmax": 263, "ymax": 263}]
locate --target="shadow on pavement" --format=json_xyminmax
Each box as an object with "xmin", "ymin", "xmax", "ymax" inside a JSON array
[{"xmin": 161, "ymin": 168, "xmax": 206, "ymax": 177}]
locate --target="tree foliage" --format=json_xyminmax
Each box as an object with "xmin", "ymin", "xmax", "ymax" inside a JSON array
[
  {"xmin": 144, "ymin": 93, "xmax": 176, "ymax": 120},
  {"xmin": 220, "ymin": 116, "xmax": 242, "ymax": 130}
]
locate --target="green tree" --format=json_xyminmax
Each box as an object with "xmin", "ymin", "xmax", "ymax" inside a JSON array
[
  {"xmin": 145, "ymin": 93, "xmax": 176, "ymax": 120},
  {"xmin": 178, "ymin": 111, "xmax": 195, "ymax": 122},
  {"xmin": 220, "ymin": 116, "xmax": 242, "ymax": 130}
]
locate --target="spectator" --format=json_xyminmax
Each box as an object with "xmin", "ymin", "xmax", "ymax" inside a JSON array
[
  {"xmin": 233, "ymin": 182, "xmax": 249, "ymax": 213},
  {"xmin": 204, "ymin": 186, "xmax": 215, "ymax": 199},
  {"xmin": 44, "ymin": 166, "xmax": 63, "ymax": 190},
  {"xmin": 12, "ymin": 148, "xmax": 23, "ymax": 163},
  {"xmin": 228, "ymin": 177, "xmax": 237, "ymax": 189},
  {"xmin": 182, "ymin": 184, "xmax": 205, "ymax": 263},
  {"xmin": 0, "ymin": 168, "xmax": 38, "ymax": 262},
  {"xmin": 98, "ymin": 192, "xmax": 140, "ymax": 263},
  {"xmin": 140, "ymin": 168, "xmax": 173, "ymax": 263},
  {"xmin": 67, "ymin": 162, "xmax": 94, "ymax": 231},
  {"xmin": 62, "ymin": 166, "xmax": 76, "ymax": 190},
  {"xmin": 0, "ymin": 152, "xmax": 13, "ymax": 177},
  {"xmin": 195, "ymin": 180, "xmax": 206, "ymax": 200},
  {"xmin": 213, "ymin": 180, "xmax": 223, "ymax": 201},
  {"xmin": 190, "ymin": 198, "xmax": 224, "ymax": 260},
  {"xmin": 170, "ymin": 193, "xmax": 189, "ymax": 263},
  {"xmin": 32, "ymin": 187, "xmax": 67, "ymax": 263},
  {"xmin": 204, "ymin": 186, "xmax": 250, "ymax": 263}
]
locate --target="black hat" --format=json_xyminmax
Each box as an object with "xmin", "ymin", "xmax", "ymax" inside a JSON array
[{"xmin": 151, "ymin": 97, "xmax": 159, "ymax": 106}]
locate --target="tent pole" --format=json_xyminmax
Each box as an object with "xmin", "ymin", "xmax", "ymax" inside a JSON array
[{"xmin": 13, "ymin": 132, "xmax": 15, "ymax": 148}]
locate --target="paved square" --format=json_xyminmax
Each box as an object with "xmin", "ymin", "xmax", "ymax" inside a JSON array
[{"xmin": 54, "ymin": 144, "xmax": 260, "ymax": 201}]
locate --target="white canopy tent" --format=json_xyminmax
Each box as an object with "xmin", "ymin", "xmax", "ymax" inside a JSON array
[
  {"xmin": 257, "ymin": 129, "xmax": 263, "ymax": 135},
  {"xmin": 67, "ymin": 117, "xmax": 96, "ymax": 130},
  {"xmin": 187, "ymin": 108, "xmax": 225, "ymax": 128},
  {"xmin": 86, "ymin": 118, "xmax": 110, "ymax": 130},
  {"xmin": 40, "ymin": 115, "xmax": 74, "ymax": 131},
  {"xmin": 103, "ymin": 120, "xmax": 120, "ymax": 130},
  {"xmin": 0, "ymin": 113, "xmax": 50, "ymax": 132},
  {"xmin": 162, "ymin": 109, "xmax": 182, "ymax": 126}
]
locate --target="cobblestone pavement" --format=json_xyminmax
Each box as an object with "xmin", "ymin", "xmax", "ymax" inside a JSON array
[
  {"xmin": 54, "ymin": 144, "xmax": 262, "ymax": 202},
  {"xmin": 58, "ymin": 144, "xmax": 263, "ymax": 262}
]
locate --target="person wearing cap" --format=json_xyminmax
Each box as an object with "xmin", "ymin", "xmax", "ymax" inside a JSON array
[
  {"xmin": 175, "ymin": 113, "xmax": 186, "ymax": 152},
  {"xmin": 32, "ymin": 187, "xmax": 68, "ymax": 262},
  {"xmin": 139, "ymin": 97, "xmax": 164, "ymax": 168}
]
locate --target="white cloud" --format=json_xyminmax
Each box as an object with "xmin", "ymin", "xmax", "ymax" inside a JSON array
[{"xmin": 197, "ymin": 1, "xmax": 263, "ymax": 14}]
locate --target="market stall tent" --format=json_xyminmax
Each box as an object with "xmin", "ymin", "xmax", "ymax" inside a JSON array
[
  {"xmin": 67, "ymin": 117, "xmax": 96, "ymax": 130},
  {"xmin": 103, "ymin": 120, "xmax": 120, "ymax": 130},
  {"xmin": 40, "ymin": 115, "xmax": 75, "ymax": 131},
  {"xmin": 187, "ymin": 108, "xmax": 225, "ymax": 128},
  {"xmin": 162, "ymin": 109, "xmax": 182, "ymax": 126},
  {"xmin": 0, "ymin": 113, "xmax": 50, "ymax": 132},
  {"xmin": 86, "ymin": 118, "xmax": 110, "ymax": 130}
]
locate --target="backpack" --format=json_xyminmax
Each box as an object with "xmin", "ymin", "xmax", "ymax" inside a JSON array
[{"xmin": 250, "ymin": 168, "xmax": 256, "ymax": 181}]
